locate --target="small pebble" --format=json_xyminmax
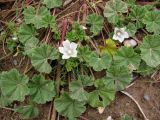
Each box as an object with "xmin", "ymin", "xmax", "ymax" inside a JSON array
[
  {"xmin": 124, "ymin": 39, "xmax": 137, "ymax": 47},
  {"xmin": 13, "ymin": 60, "xmax": 18, "ymax": 66},
  {"xmin": 144, "ymin": 94, "xmax": 150, "ymax": 101}
]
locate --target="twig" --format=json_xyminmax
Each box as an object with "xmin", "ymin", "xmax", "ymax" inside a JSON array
[
  {"xmin": 89, "ymin": 39, "xmax": 99, "ymax": 54},
  {"xmin": 2, "ymin": 39, "xmax": 7, "ymax": 55},
  {"xmin": 50, "ymin": 64, "xmax": 61, "ymax": 120},
  {"xmin": 0, "ymin": 52, "xmax": 12, "ymax": 61},
  {"xmin": 121, "ymin": 91, "xmax": 149, "ymax": 120},
  {"xmin": 18, "ymin": 56, "xmax": 25, "ymax": 67},
  {"xmin": 56, "ymin": 0, "xmax": 80, "ymax": 17},
  {"xmin": 60, "ymin": 19, "xmax": 68, "ymax": 45},
  {"xmin": 23, "ymin": 58, "xmax": 30, "ymax": 74},
  {"xmin": 0, "ymin": 107, "xmax": 14, "ymax": 111},
  {"xmin": 56, "ymin": 10, "xmax": 83, "ymax": 21},
  {"xmin": 79, "ymin": 116, "xmax": 89, "ymax": 120}
]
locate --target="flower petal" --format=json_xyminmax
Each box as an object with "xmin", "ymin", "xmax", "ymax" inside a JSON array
[
  {"xmin": 123, "ymin": 32, "xmax": 129, "ymax": 39},
  {"xmin": 70, "ymin": 42, "xmax": 78, "ymax": 50},
  {"xmin": 114, "ymin": 27, "xmax": 119, "ymax": 33},
  {"xmin": 71, "ymin": 50, "xmax": 77, "ymax": 57},
  {"xmin": 113, "ymin": 34, "xmax": 119, "ymax": 41},
  {"xmin": 62, "ymin": 40, "xmax": 70, "ymax": 48},
  {"xmin": 58, "ymin": 47, "xmax": 65, "ymax": 54},
  {"xmin": 118, "ymin": 36, "xmax": 125, "ymax": 42},
  {"xmin": 62, "ymin": 54, "xmax": 70, "ymax": 59}
]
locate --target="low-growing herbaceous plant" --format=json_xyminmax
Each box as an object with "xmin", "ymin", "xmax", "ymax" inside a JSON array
[{"xmin": 0, "ymin": 0, "xmax": 160, "ymax": 120}]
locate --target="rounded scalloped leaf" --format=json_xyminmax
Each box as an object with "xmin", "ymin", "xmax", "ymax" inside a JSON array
[
  {"xmin": 54, "ymin": 92, "xmax": 86, "ymax": 120},
  {"xmin": 29, "ymin": 44, "xmax": 59, "ymax": 73},
  {"xmin": 29, "ymin": 75, "xmax": 56, "ymax": 104},
  {"xmin": 86, "ymin": 13, "xmax": 104, "ymax": 35},
  {"xmin": 140, "ymin": 35, "xmax": 160, "ymax": 67},
  {"xmin": 0, "ymin": 69, "xmax": 29, "ymax": 101},
  {"xmin": 88, "ymin": 79, "xmax": 116, "ymax": 107},
  {"xmin": 142, "ymin": 11, "xmax": 160, "ymax": 35},
  {"xmin": 14, "ymin": 105, "xmax": 39, "ymax": 119},
  {"xmin": 88, "ymin": 53, "xmax": 112, "ymax": 71},
  {"xmin": 69, "ymin": 75, "xmax": 94, "ymax": 101},
  {"xmin": 43, "ymin": 0, "xmax": 62, "ymax": 8},
  {"xmin": 104, "ymin": 65, "xmax": 132, "ymax": 91},
  {"xmin": 103, "ymin": 0, "xmax": 128, "ymax": 24},
  {"xmin": 114, "ymin": 46, "xmax": 141, "ymax": 70},
  {"xmin": 23, "ymin": 6, "xmax": 50, "ymax": 29}
]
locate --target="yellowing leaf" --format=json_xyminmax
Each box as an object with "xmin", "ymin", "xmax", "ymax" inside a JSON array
[{"xmin": 100, "ymin": 39, "xmax": 117, "ymax": 55}]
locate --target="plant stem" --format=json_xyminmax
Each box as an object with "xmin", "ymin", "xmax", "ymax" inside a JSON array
[
  {"xmin": 50, "ymin": 63, "xmax": 61, "ymax": 120},
  {"xmin": 60, "ymin": 19, "xmax": 68, "ymax": 45}
]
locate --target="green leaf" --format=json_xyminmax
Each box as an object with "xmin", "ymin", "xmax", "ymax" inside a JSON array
[
  {"xmin": 103, "ymin": 0, "xmax": 128, "ymax": 24},
  {"xmin": 66, "ymin": 22, "xmax": 86, "ymax": 41},
  {"xmin": 104, "ymin": 65, "xmax": 132, "ymax": 91},
  {"xmin": 29, "ymin": 44, "xmax": 59, "ymax": 73},
  {"xmin": 18, "ymin": 24, "xmax": 38, "ymax": 45},
  {"xmin": 114, "ymin": 46, "xmax": 141, "ymax": 70},
  {"xmin": 43, "ymin": 0, "xmax": 62, "ymax": 8},
  {"xmin": 137, "ymin": 61, "xmax": 155, "ymax": 76},
  {"xmin": 125, "ymin": 0, "xmax": 135, "ymax": 6},
  {"xmin": 54, "ymin": 92, "xmax": 86, "ymax": 120},
  {"xmin": 100, "ymin": 39, "xmax": 117, "ymax": 55},
  {"xmin": 41, "ymin": 14, "xmax": 57, "ymax": 29},
  {"xmin": 121, "ymin": 114, "xmax": 133, "ymax": 120},
  {"xmin": 15, "ymin": 105, "xmax": 39, "ymax": 119},
  {"xmin": 7, "ymin": 39, "xmax": 18, "ymax": 52},
  {"xmin": 23, "ymin": 6, "xmax": 50, "ymax": 29},
  {"xmin": 29, "ymin": 75, "xmax": 56, "ymax": 104},
  {"xmin": 65, "ymin": 59, "xmax": 79, "ymax": 72},
  {"xmin": 86, "ymin": 13, "xmax": 104, "ymax": 35},
  {"xmin": 126, "ymin": 23, "xmax": 137, "ymax": 37},
  {"xmin": 140, "ymin": 35, "xmax": 160, "ymax": 67},
  {"xmin": 0, "ymin": 69, "xmax": 29, "ymax": 101},
  {"xmin": 88, "ymin": 53, "xmax": 112, "ymax": 71},
  {"xmin": 88, "ymin": 78, "xmax": 115, "ymax": 107},
  {"xmin": 78, "ymin": 46, "xmax": 93, "ymax": 62},
  {"xmin": 129, "ymin": 6, "xmax": 145, "ymax": 29},
  {"xmin": 69, "ymin": 75, "xmax": 94, "ymax": 101},
  {"xmin": 0, "ymin": 90, "xmax": 12, "ymax": 107},
  {"xmin": 143, "ymin": 11, "xmax": 160, "ymax": 34}
]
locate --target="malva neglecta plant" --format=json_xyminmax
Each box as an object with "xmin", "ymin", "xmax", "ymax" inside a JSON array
[{"xmin": 0, "ymin": 0, "xmax": 160, "ymax": 120}]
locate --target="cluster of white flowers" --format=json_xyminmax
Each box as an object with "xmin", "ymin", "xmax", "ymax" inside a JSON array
[
  {"xmin": 58, "ymin": 40, "xmax": 78, "ymax": 59},
  {"xmin": 58, "ymin": 27, "xmax": 137, "ymax": 59}
]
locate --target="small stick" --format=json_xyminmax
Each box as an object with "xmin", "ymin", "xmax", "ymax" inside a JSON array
[
  {"xmin": 121, "ymin": 91, "xmax": 149, "ymax": 120},
  {"xmin": 2, "ymin": 39, "xmax": 7, "ymax": 55},
  {"xmin": 60, "ymin": 19, "xmax": 68, "ymax": 45},
  {"xmin": 79, "ymin": 116, "xmax": 89, "ymax": 120},
  {"xmin": 0, "ymin": 52, "xmax": 12, "ymax": 61},
  {"xmin": 0, "ymin": 107, "xmax": 14, "ymax": 111},
  {"xmin": 50, "ymin": 64, "xmax": 61, "ymax": 120}
]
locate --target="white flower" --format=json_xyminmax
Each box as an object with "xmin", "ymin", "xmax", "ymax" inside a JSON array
[
  {"xmin": 124, "ymin": 39, "xmax": 137, "ymax": 47},
  {"xmin": 113, "ymin": 27, "xmax": 129, "ymax": 42},
  {"xmin": 58, "ymin": 40, "xmax": 78, "ymax": 59}
]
